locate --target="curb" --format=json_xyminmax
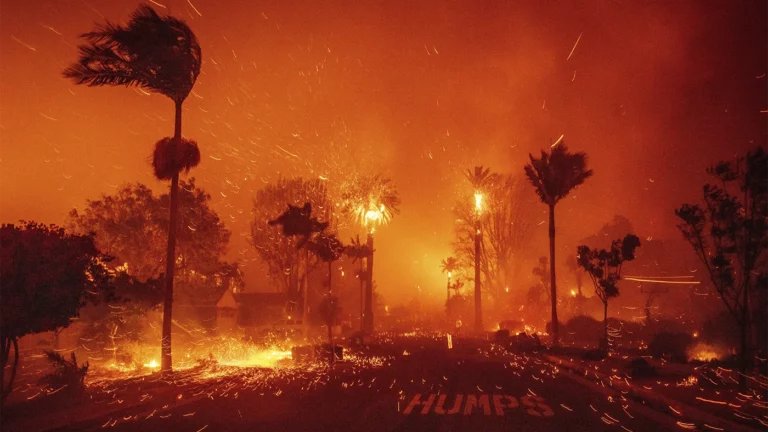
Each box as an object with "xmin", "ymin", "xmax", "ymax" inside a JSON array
[{"xmin": 544, "ymin": 354, "xmax": 760, "ymax": 432}]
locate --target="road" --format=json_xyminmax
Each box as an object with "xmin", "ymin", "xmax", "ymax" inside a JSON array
[{"xmin": 51, "ymin": 336, "xmax": 682, "ymax": 432}]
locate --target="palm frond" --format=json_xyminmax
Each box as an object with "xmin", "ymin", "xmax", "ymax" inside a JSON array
[
  {"xmin": 63, "ymin": 4, "xmax": 201, "ymax": 103},
  {"xmin": 524, "ymin": 143, "xmax": 593, "ymax": 205}
]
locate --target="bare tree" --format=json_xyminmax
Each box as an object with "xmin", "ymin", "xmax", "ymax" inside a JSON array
[{"xmin": 452, "ymin": 174, "xmax": 535, "ymax": 309}]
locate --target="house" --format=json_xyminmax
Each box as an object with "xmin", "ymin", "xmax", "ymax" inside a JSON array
[{"xmin": 215, "ymin": 288, "xmax": 289, "ymax": 334}]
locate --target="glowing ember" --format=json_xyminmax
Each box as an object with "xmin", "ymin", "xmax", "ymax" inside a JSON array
[{"xmin": 218, "ymin": 349, "xmax": 292, "ymax": 368}]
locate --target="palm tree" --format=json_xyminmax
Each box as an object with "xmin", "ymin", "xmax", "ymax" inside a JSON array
[
  {"xmin": 63, "ymin": 4, "xmax": 202, "ymax": 372},
  {"xmin": 440, "ymin": 257, "xmax": 459, "ymax": 301},
  {"xmin": 345, "ymin": 235, "xmax": 371, "ymax": 331},
  {"xmin": 464, "ymin": 166, "xmax": 499, "ymax": 332},
  {"xmin": 465, "ymin": 166, "xmax": 499, "ymax": 192},
  {"xmin": 269, "ymin": 202, "xmax": 329, "ymax": 337},
  {"xmin": 524, "ymin": 143, "xmax": 593, "ymax": 345},
  {"xmin": 308, "ymin": 232, "xmax": 345, "ymax": 366},
  {"xmin": 340, "ymin": 174, "xmax": 400, "ymax": 333}
]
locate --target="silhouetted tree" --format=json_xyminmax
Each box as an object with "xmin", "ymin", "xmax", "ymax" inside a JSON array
[
  {"xmin": 527, "ymin": 257, "xmax": 551, "ymax": 308},
  {"xmin": 453, "ymin": 174, "xmax": 535, "ymax": 309},
  {"xmin": 525, "ymin": 143, "xmax": 593, "ymax": 345},
  {"xmin": 251, "ymin": 178, "xmax": 334, "ymax": 311},
  {"xmin": 308, "ymin": 232, "xmax": 345, "ymax": 365},
  {"xmin": 68, "ymin": 179, "xmax": 235, "ymax": 306},
  {"xmin": 268, "ymin": 201, "xmax": 331, "ymax": 335},
  {"xmin": 676, "ymin": 147, "xmax": 767, "ymax": 389},
  {"xmin": 345, "ymin": 235, "xmax": 371, "ymax": 331},
  {"xmin": 577, "ymin": 234, "xmax": 641, "ymax": 351},
  {"xmin": 64, "ymin": 4, "xmax": 202, "ymax": 372},
  {"xmin": 440, "ymin": 256, "xmax": 459, "ymax": 299},
  {"xmin": 340, "ymin": 174, "xmax": 400, "ymax": 332},
  {"xmin": 1, "ymin": 222, "xmax": 114, "ymax": 403}
]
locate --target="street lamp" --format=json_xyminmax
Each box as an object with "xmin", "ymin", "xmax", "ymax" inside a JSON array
[{"xmin": 474, "ymin": 191, "xmax": 483, "ymax": 333}]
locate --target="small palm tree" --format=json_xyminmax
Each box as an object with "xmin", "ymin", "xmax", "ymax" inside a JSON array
[
  {"xmin": 269, "ymin": 202, "xmax": 329, "ymax": 337},
  {"xmin": 308, "ymin": 232, "xmax": 345, "ymax": 366},
  {"xmin": 524, "ymin": 143, "xmax": 593, "ymax": 345},
  {"xmin": 440, "ymin": 256, "xmax": 459, "ymax": 275},
  {"xmin": 63, "ymin": 4, "xmax": 202, "ymax": 372},
  {"xmin": 440, "ymin": 256, "xmax": 459, "ymax": 300}
]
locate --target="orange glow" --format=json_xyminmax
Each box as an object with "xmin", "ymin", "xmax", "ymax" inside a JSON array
[{"xmin": 474, "ymin": 192, "xmax": 483, "ymax": 214}]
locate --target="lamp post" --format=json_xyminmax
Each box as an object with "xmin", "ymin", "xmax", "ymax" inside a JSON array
[{"xmin": 474, "ymin": 192, "xmax": 483, "ymax": 333}]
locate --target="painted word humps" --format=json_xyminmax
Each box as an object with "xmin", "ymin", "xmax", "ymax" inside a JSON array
[{"xmin": 402, "ymin": 393, "xmax": 555, "ymax": 417}]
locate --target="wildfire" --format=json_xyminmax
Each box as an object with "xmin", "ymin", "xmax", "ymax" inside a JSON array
[
  {"xmin": 143, "ymin": 359, "xmax": 159, "ymax": 369},
  {"xmin": 688, "ymin": 342, "xmax": 726, "ymax": 362}
]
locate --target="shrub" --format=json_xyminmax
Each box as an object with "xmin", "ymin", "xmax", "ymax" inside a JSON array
[
  {"xmin": 648, "ymin": 332, "xmax": 694, "ymax": 363},
  {"xmin": 39, "ymin": 351, "xmax": 89, "ymax": 393},
  {"xmin": 563, "ymin": 315, "xmax": 602, "ymax": 345},
  {"xmin": 625, "ymin": 357, "xmax": 656, "ymax": 378}
]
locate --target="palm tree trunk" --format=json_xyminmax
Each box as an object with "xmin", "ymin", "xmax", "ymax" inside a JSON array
[
  {"xmin": 474, "ymin": 220, "xmax": 482, "ymax": 332},
  {"xmin": 328, "ymin": 260, "xmax": 334, "ymax": 367},
  {"xmin": 161, "ymin": 101, "xmax": 183, "ymax": 372},
  {"xmin": 364, "ymin": 233, "xmax": 374, "ymax": 333},
  {"xmin": 548, "ymin": 204, "xmax": 559, "ymax": 346}
]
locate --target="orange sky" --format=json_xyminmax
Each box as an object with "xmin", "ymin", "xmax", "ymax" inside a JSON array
[{"xmin": 1, "ymin": 1, "xmax": 765, "ymax": 305}]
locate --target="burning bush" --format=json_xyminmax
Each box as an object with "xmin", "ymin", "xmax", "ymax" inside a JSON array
[
  {"xmin": 687, "ymin": 342, "xmax": 729, "ymax": 363},
  {"xmin": 39, "ymin": 351, "xmax": 89, "ymax": 394}
]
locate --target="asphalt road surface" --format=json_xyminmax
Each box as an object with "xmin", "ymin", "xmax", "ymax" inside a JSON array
[{"xmin": 54, "ymin": 336, "xmax": 683, "ymax": 432}]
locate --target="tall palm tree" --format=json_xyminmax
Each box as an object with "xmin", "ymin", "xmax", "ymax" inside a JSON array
[
  {"xmin": 464, "ymin": 166, "xmax": 498, "ymax": 332},
  {"xmin": 524, "ymin": 143, "xmax": 593, "ymax": 345},
  {"xmin": 340, "ymin": 174, "xmax": 400, "ymax": 333},
  {"xmin": 63, "ymin": 4, "xmax": 202, "ymax": 372}
]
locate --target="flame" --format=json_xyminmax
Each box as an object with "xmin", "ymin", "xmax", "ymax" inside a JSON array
[
  {"xmin": 474, "ymin": 192, "xmax": 483, "ymax": 213},
  {"xmin": 688, "ymin": 342, "xmax": 726, "ymax": 362},
  {"xmin": 143, "ymin": 359, "xmax": 159, "ymax": 369}
]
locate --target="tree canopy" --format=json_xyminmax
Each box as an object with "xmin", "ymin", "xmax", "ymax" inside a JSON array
[
  {"xmin": 67, "ymin": 179, "xmax": 234, "ymax": 304},
  {"xmin": 251, "ymin": 177, "xmax": 335, "ymax": 300},
  {"xmin": 1, "ymin": 222, "xmax": 114, "ymax": 402}
]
